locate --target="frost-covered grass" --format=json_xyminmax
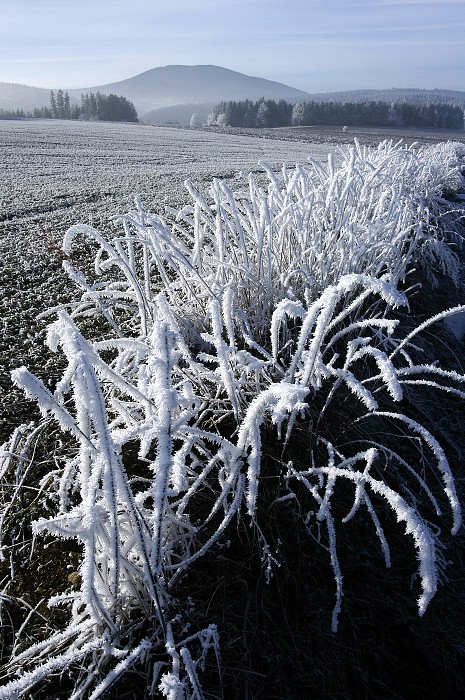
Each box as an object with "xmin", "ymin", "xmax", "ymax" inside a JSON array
[{"xmin": 0, "ymin": 132, "xmax": 465, "ymax": 698}]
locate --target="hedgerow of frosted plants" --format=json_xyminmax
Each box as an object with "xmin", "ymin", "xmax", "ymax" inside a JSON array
[{"xmin": 0, "ymin": 138, "xmax": 464, "ymax": 699}]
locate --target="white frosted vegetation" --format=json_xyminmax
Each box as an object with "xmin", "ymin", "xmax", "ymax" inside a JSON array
[{"xmin": 1, "ymin": 138, "xmax": 464, "ymax": 698}]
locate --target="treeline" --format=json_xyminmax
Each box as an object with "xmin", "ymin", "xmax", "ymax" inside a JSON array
[
  {"xmin": 308, "ymin": 88, "xmax": 465, "ymax": 110},
  {"xmin": 208, "ymin": 99, "xmax": 292, "ymax": 128},
  {"xmin": 208, "ymin": 98, "xmax": 464, "ymax": 130},
  {"xmin": 77, "ymin": 92, "xmax": 138, "ymax": 122},
  {"xmin": 0, "ymin": 90, "xmax": 138, "ymax": 122}
]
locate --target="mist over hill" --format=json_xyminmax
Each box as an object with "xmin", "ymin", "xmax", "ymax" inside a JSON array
[{"xmin": 0, "ymin": 82, "xmax": 78, "ymax": 112}]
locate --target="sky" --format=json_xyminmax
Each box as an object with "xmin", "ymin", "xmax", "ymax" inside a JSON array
[{"xmin": 1, "ymin": 0, "xmax": 464, "ymax": 93}]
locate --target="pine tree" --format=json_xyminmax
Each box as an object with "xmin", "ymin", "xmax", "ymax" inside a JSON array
[
  {"xmin": 56, "ymin": 89, "xmax": 65, "ymax": 118},
  {"xmin": 89, "ymin": 92, "xmax": 97, "ymax": 119},
  {"xmin": 63, "ymin": 91, "xmax": 71, "ymax": 119},
  {"xmin": 50, "ymin": 91, "xmax": 58, "ymax": 119}
]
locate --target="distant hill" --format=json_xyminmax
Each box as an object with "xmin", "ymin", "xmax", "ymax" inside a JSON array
[{"xmin": 67, "ymin": 65, "xmax": 311, "ymax": 117}]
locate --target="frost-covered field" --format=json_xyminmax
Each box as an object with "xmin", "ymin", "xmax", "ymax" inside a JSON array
[
  {"xmin": 0, "ymin": 120, "xmax": 335, "ymax": 439},
  {"xmin": 1, "ymin": 122, "xmax": 465, "ymax": 699}
]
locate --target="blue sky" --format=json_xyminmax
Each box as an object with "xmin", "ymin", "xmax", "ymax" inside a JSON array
[{"xmin": 1, "ymin": 0, "xmax": 464, "ymax": 92}]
